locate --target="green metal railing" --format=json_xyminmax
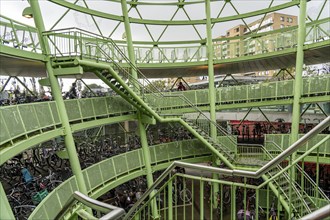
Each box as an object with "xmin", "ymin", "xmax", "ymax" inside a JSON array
[
  {"xmin": 22, "ymin": 118, "xmax": 330, "ymax": 219},
  {"xmin": 44, "ymin": 28, "xmax": 238, "ymax": 163},
  {"xmin": 1, "ymin": 75, "xmax": 328, "ymax": 155},
  {"xmin": 264, "ymin": 140, "xmax": 329, "ymax": 207},
  {"xmin": 28, "ymin": 139, "xmax": 212, "ymax": 219},
  {"xmin": 0, "ymin": 97, "xmax": 134, "ymax": 147},
  {"xmin": 42, "ymin": 18, "xmax": 329, "ymax": 64},
  {"xmin": 147, "ymin": 75, "xmax": 330, "ymax": 110},
  {"xmin": 129, "ymin": 173, "xmax": 260, "ymax": 220},
  {"xmin": 0, "ymin": 15, "xmax": 329, "ymax": 65},
  {"xmin": 213, "ymin": 17, "xmax": 329, "ymax": 60},
  {"xmin": 236, "ymin": 142, "xmax": 329, "ymax": 218},
  {"xmin": 126, "ymin": 131, "xmax": 330, "ymax": 220},
  {"xmin": 1, "ymin": 75, "xmax": 328, "ymax": 150},
  {"xmin": 236, "ymin": 144, "xmax": 268, "ymax": 167},
  {"xmin": 0, "ymin": 15, "xmax": 41, "ymax": 52},
  {"xmin": 93, "ymin": 41, "xmax": 238, "ymax": 160},
  {"xmin": 55, "ymin": 191, "xmax": 125, "ymax": 220},
  {"xmin": 265, "ymin": 134, "xmax": 330, "ymax": 157},
  {"xmin": 262, "ymin": 151, "xmax": 318, "ymax": 217}
]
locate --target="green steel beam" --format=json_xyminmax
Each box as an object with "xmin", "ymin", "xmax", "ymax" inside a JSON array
[
  {"xmin": 205, "ymin": 0, "xmax": 217, "ymax": 141},
  {"xmin": 167, "ymin": 179, "xmax": 173, "ymax": 220},
  {"xmin": 237, "ymin": 107, "xmax": 253, "ymax": 128},
  {"xmin": 257, "ymin": 107, "xmax": 276, "ymax": 130},
  {"xmin": 13, "ymin": 76, "xmax": 35, "ymax": 96},
  {"xmin": 315, "ymin": 103, "xmax": 329, "ymax": 117},
  {"xmin": 213, "ymin": 1, "xmax": 299, "ymax": 23},
  {"xmin": 0, "ymin": 18, "xmax": 37, "ymax": 32},
  {"xmin": 137, "ymin": 113, "xmax": 159, "ymax": 219},
  {"xmin": 70, "ymin": 114, "xmax": 136, "ymax": 133},
  {"xmin": 0, "ymin": 182, "xmax": 15, "ymax": 220},
  {"xmin": 75, "ymin": 59, "xmax": 236, "ymax": 167},
  {"xmin": 205, "ymin": 0, "xmax": 220, "ymax": 208},
  {"xmin": 48, "ymin": 0, "xmax": 299, "ymax": 26},
  {"xmin": 140, "ymin": 93, "xmax": 327, "ymax": 114},
  {"xmin": 300, "ymin": 103, "xmax": 312, "ymax": 118},
  {"xmin": 109, "ymin": 17, "xmax": 328, "ymax": 45},
  {"xmin": 290, "ymin": 1, "xmax": 307, "ymax": 205},
  {"xmin": 49, "ymin": 0, "xmax": 79, "ymax": 30},
  {"xmin": 300, "ymin": 95, "xmax": 330, "ymax": 104},
  {"xmin": 121, "ymin": 0, "xmax": 138, "ymax": 83},
  {"xmin": 0, "ymin": 45, "xmax": 44, "ymax": 61},
  {"xmin": 48, "ymin": 0, "xmax": 123, "ymax": 22},
  {"xmin": 78, "ymin": 79, "xmax": 97, "ymax": 96},
  {"xmin": 30, "ymin": 0, "xmax": 88, "ymax": 195}
]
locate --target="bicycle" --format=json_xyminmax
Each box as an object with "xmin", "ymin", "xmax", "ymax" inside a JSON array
[
  {"xmin": 248, "ymin": 194, "xmax": 266, "ymax": 220},
  {"xmin": 269, "ymin": 197, "xmax": 278, "ymax": 220}
]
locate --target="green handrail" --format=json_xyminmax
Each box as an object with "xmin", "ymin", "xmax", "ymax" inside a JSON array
[
  {"xmin": 124, "ymin": 117, "xmax": 330, "ymax": 218},
  {"xmin": 266, "ymin": 141, "xmax": 329, "ymax": 203},
  {"xmin": 0, "ymin": 15, "xmax": 41, "ymax": 52},
  {"xmin": 41, "ymin": 18, "xmax": 329, "ymax": 63}
]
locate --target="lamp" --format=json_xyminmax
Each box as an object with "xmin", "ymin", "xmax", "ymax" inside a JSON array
[{"xmin": 22, "ymin": 6, "xmax": 33, "ymax": 18}]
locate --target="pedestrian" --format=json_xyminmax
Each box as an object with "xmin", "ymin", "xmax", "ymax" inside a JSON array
[{"xmin": 177, "ymin": 82, "xmax": 186, "ymax": 91}]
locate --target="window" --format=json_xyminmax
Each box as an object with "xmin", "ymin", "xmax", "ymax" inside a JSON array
[
  {"xmin": 280, "ymin": 16, "xmax": 285, "ymax": 21},
  {"xmin": 235, "ymin": 28, "xmax": 239, "ymax": 32},
  {"xmin": 287, "ymin": 17, "xmax": 293, "ymax": 23},
  {"xmin": 244, "ymin": 28, "xmax": 247, "ymax": 32},
  {"xmin": 280, "ymin": 24, "xmax": 285, "ymax": 28},
  {"xmin": 227, "ymin": 32, "xmax": 230, "ymax": 36}
]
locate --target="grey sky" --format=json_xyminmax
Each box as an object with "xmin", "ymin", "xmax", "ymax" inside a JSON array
[
  {"xmin": 0, "ymin": 0, "xmax": 328, "ymax": 91},
  {"xmin": 1, "ymin": 0, "xmax": 328, "ymax": 41}
]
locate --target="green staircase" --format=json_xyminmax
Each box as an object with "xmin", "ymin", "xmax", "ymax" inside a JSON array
[
  {"xmin": 48, "ymin": 29, "xmax": 329, "ymax": 218},
  {"xmin": 75, "ymin": 40, "xmax": 237, "ymax": 166},
  {"xmin": 260, "ymin": 146, "xmax": 329, "ymax": 219}
]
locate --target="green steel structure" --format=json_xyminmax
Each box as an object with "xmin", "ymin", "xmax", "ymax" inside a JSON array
[{"xmin": 0, "ymin": 0, "xmax": 330, "ymax": 219}]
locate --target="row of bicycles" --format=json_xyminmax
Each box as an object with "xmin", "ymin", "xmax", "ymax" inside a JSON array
[{"xmin": 0, "ymin": 123, "xmax": 193, "ymax": 219}]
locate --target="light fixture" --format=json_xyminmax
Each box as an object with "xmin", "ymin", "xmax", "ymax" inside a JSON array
[{"xmin": 22, "ymin": 6, "xmax": 33, "ymax": 18}]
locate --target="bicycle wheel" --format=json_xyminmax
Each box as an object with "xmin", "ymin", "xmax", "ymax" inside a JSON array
[
  {"xmin": 180, "ymin": 189, "xmax": 192, "ymax": 203},
  {"xmin": 14, "ymin": 205, "xmax": 36, "ymax": 220},
  {"xmin": 223, "ymin": 190, "xmax": 231, "ymax": 204},
  {"xmin": 47, "ymin": 180, "xmax": 63, "ymax": 191}
]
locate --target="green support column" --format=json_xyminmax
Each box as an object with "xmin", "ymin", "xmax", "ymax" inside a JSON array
[
  {"xmin": 289, "ymin": 0, "xmax": 306, "ymax": 216},
  {"xmin": 205, "ymin": 0, "xmax": 217, "ymax": 142},
  {"xmin": 29, "ymin": 0, "xmax": 88, "ymax": 195},
  {"xmin": 0, "ymin": 182, "xmax": 15, "ymax": 220},
  {"xmin": 121, "ymin": 0, "xmax": 138, "ymax": 91},
  {"xmin": 168, "ymin": 179, "xmax": 173, "ymax": 220},
  {"xmin": 137, "ymin": 113, "xmax": 159, "ymax": 219},
  {"xmin": 200, "ymin": 180, "xmax": 204, "ymax": 220},
  {"xmin": 205, "ymin": 0, "xmax": 220, "ymax": 208},
  {"xmin": 290, "ymin": 0, "xmax": 307, "ymax": 146}
]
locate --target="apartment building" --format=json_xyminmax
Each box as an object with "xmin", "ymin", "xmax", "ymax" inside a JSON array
[
  {"xmin": 214, "ymin": 13, "xmax": 297, "ymax": 76},
  {"xmin": 247, "ymin": 13, "xmax": 297, "ymax": 34}
]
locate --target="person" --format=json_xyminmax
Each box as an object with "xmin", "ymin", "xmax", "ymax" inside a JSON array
[
  {"xmin": 177, "ymin": 82, "xmax": 186, "ymax": 91},
  {"xmin": 65, "ymin": 82, "xmax": 78, "ymax": 99},
  {"xmin": 245, "ymin": 125, "xmax": 250, "ymax": 141}
]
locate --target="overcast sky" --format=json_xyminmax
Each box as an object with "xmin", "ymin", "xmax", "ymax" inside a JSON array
[
  {"xmin": 1, "ymin": 0, "xmax": 328, "ymax": 41},
  {"xmin": 0, "ymin": 0, "xmax": 328, "ymax": 91}
]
